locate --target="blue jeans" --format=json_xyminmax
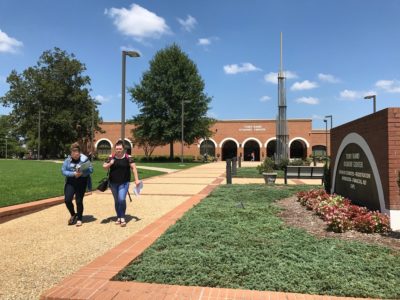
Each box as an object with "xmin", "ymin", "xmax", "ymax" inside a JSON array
[{"xmin": 109, "ymin": 182, "xmax": 129, "ymax": 219}]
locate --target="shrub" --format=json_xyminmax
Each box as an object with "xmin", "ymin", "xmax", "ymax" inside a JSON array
[
  {"xmin": 288, "ymin": 159, "xmax": 309, "ymax": 166},
  {"xmin": 296, "ymin": 189, "xmax": 391, "ymax": 233},
  {"xmin": 276, "ymin": 158, "xmax": 289, "ymax": 170},
  {"xmin": 256, "ymin": 157, "xmax": 275, "ymax": 174},
  {"xmin": 323, "ymin": 162, "xmax": 331, "ymax": 193}
]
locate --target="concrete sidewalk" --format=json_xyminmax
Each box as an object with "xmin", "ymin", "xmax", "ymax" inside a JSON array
[{"xmin": 0, "ymin": 162, "xmax": 226, "ymax": 300}]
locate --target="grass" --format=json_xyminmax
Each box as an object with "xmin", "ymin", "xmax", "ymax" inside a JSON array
[
  {"xmin": 135, "ymin": 162, "xmax": 204, "ymax": 169},
  {"xmin": 116, "ymin": 184, "xmax": 400, "ymax": 299},
  {"xmin": 234, "ymin": 167, "xmax": 284, "ymax": 178},
  {"xmin": 0, "ymin": 160, "xmax": 165, "ymax": 207}
]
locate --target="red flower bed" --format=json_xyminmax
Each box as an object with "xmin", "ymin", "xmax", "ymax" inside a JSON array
[{"xmin": 296, "ymin": 189, "xmax": 390, "ymax": 233}]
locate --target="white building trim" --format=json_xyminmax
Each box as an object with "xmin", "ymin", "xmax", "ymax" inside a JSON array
[
  {"xmin": 219, "ymin": 138, "xmax": 240, "ymax": 148},
  {"xmin": 242, "ymin": 137, "xmax": 263, "ymax": 148},
  {"xmin": 264, "ymin": 137, "xmax": 276, "ymax": 148},
  {"xmin": 288, "ymin": 137, "xmax": 310, "ymax": 148},
  {"xmin": 95, "ymin": 138, "xmax": 113, "ymax": 149},
  {"xmin": 123, "ymin": 138, "xmax": 133, "ymax": 149},
  {"xmin": 197, "ymin": 138, "xmax": 218, "ymax": 148}
]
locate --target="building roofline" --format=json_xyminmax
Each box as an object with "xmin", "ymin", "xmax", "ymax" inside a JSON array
[{"xmin": 100, "ymin": 118, "xmax": 312, "ymax": 124}]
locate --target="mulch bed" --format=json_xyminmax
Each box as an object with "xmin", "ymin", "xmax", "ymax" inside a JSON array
[{"xmin": 277, "ymin": 196, "xmax": 400, "ymax": 251}]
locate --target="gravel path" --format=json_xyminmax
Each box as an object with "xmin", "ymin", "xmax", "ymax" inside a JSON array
[{"xmin": 0, "ymin": 162, "xmax": 226, "ymax": 300}]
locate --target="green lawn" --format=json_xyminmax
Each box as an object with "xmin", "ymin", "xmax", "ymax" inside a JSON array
[
  {"xmin": 0, "ymin": 160, "xmax": 165, "ymax": 207},
  {"xmin": 116, "ymin": 184, "xmax": 400, "ymax": 299},
  {"xmin": 135, "ymin": 162, "xmax": 204, "ymax": 169},
  {"xmin": 234, "ymin": 167, "xmax": 284, "ymax": 178}
]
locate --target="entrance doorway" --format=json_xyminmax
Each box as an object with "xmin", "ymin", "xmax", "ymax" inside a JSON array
[
  {"xmin": 221, "ymin": 140, "xmax": 237, "ymax": 160},
  {"xmin": 243, "ymin": 140, "xmax": 260, "ymax": 161},
  {"xmin": 290, "ymin": 140, "xmax": 307, "ymax": 159}
]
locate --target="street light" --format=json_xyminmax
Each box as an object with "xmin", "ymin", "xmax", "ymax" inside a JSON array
[
  {"xmin": 91, "ymin": 102, "xmax": 95, "ymax": 160},
  {"xmin": 181, "ymin": 99, "xmax": 190, "ymax": 163},
  {"xmin": 324, "ymin": 115, "xmax": 333, "ymax": 130},
  {"xmin": 121, "ymin": 50, "xmax": 140, "ymax": 142},
  {"xmin": 364, "ymin": 95, "xmax": 376, "ymax": 113},
  {"xmin": 323, "ymin": 119, "xmax": 328, "ymax": 159}
]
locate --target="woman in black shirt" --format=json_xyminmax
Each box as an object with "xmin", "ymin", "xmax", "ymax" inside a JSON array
[{"xmin": 103, "ymin": 140, "xmax": 140, "ymax": 227}]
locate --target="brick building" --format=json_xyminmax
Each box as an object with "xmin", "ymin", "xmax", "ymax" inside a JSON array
[{"xmin": 94, "ymin": 119, "xmax": 329, "ymax": 161}]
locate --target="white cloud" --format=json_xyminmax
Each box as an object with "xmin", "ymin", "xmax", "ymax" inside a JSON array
[
  {"xmin": 264, "ymin": 71, "xmax": 298, "ymax": 84},
  {"xmin": 197, "ymin": 38, "xmax": 211, "ymax": 46},
  {"xmin": 296, "ymin": 97, "xmax": 319, "ymax": 105},
  {"xmin": 94, "ymin": 95, "xmax": 111, "ymax": 103},
  {"xmin": 339, "ymin": 89, "xmax": 377, "ymax": 100},
  {"xmin": 223, "ymin": 63, "xmax": 262, "ymax": 75},
  {"xmin": 291, "ymin": 80, "xmax": 318, "ymax": 91},
  {"xmin": 105, "ymin": 4, "xmax": 170, "ymax": 41},
  {"xmin": 0, "ymin": 29, "xmax": 23, "ymax": 53},
  {"xmin": 318, "ymin": 73, "xmax": 340, "ymax": 83},
  {"xmin": 260, "ymin": 96, "xmax": 271, "ymax": 102},
  {"xmin": 177, "ymin": 15, "xmax": 197, "ymax": 32},
  {"xmin": 375, "ymin": 80, "xmax": 400, "ymax": 93}
]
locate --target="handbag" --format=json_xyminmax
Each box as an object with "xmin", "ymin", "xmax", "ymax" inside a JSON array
[
  {"xmin": 96, "ymin": 169, "xmax": 110, "ymax": 192},
  {"xmin": 96, "ymin": 177, "xmax": 109, "ymax": 192}
]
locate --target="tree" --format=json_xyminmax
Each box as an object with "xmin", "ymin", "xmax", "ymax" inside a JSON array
[
  {"xmin": 0, "ymin": 115, "xmax": 24, "ymax": 158},
  {"xmin": 0, "ymin": 47, "xmax": 101, "ymax": 158},
  {"xmin": 129, "ymin": 44, "xmax": 214, "ymax": 159}
]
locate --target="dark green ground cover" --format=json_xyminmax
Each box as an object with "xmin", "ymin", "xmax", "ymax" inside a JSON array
[
  {"xmin": 0, "ymin": 160, "xmax": 164, "ymax": 207},
  {"xmin": 233, "ymin": 167, "xmax": 284, "ymax": 178},
  {"xmin": 116, "ymin": 184, "xmax": 400, "ymax": 299}
]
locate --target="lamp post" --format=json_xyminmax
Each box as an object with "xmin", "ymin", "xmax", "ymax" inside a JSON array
[
  {"xmin": 323, "ymin": 119, "xmax": 328, "ymax": 159},
  {"xmin": 91, "ymin": 103, "xmax": 95, "ymax": 160},
  {"xmin": 324, "ymin": 115, "xmax": 333, "ymax": 130},
  {"xmin": 121, "ymin": 50, "xmax": 140, "ymax": 142},
  {"xmin": 181, "ymin": 99, "xmax": 190, "ymax": 163},
  {"xmin": 364, "ymin": 95, "xmax": 376, "ymax": 113}
]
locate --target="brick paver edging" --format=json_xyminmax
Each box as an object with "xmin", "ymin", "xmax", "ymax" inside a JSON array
[
  {"xmin": 0, "ymin": 192, "xmax": 93, "ymax": 224},
  {"xmin": 40, "ymin": 176, "xmax": 380, "ymax": 300}
]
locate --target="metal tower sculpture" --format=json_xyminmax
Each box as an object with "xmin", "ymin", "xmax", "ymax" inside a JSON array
[{"xmin": 275, "ymin": 32, "xmax": 289, "ymax": 163}]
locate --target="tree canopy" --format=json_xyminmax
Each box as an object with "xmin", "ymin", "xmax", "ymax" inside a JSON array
[
  {"xmin": 129, "ymin": 44, "xmax": 214, "ymax": 159},
  {"xmin": 0, "ymin": 115, "xmax": 23, "ymax": 158},
  {"xmin": 0, "ymin": 47, "xmax": 101, "ymax": 158}
]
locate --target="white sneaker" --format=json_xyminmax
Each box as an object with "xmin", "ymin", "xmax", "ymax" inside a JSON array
[{"xmin": 76, "ymin": 220, "xmax": 82, "ymax": 227}]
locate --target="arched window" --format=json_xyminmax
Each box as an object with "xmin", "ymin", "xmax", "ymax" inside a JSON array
[
  {"xmin": 200, "ymin": 140, "xmax": 216, "ymax": 157},
  {"xmin": 97, "ymin": 140, "xmax": 112, "ymax": 155}
]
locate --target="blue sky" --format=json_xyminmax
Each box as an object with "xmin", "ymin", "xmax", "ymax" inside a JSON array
[{"xmin": 1, "ymin": 0, "xmax": 400, "ymax": 129}]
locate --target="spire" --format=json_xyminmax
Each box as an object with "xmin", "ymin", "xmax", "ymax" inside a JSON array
[
  {"xmin": 276, "ymin": 32, "xmax": 289, "ymax": 163},
  {"xmin": 279, "ymin": 32, "xmax": 283, "ymax": 77}
]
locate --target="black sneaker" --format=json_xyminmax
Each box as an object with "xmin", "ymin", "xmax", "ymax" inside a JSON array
[{"xmin": 68, "ymin": 215, "xmax": 78, "ymax": 225}]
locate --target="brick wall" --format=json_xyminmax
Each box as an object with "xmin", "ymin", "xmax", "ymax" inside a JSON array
[
  {"xmin": 330, "ymin": 108, "xmax": 400, "ymax": 210},
  {"xmin": 94, "ymin": 119, "xmax": 327, "ymax": 160}
]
